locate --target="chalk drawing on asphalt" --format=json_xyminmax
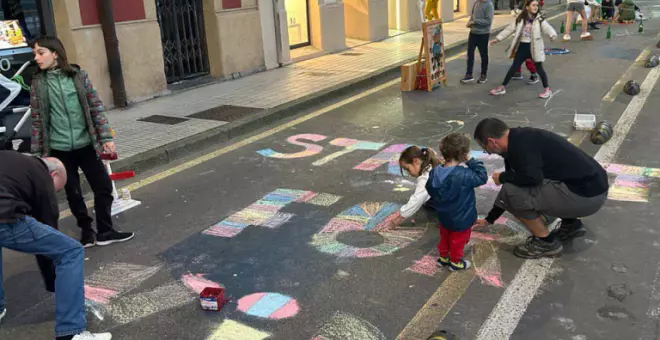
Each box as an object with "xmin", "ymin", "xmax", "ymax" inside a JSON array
[
  {"xmin": 312, "ymin": 138, "xmax": 386, "ymax": 166},
  {"xmin": 354, "ymin": 144, "xmax": 411, "ymax": 175},
  {"xmin": 311, "ymin": 202, "xmax": 426, "ymax": 258},
  {"xmin": 257, "ymin": 133, "xmax": 327, "ymax": 159},
  {"xmin": 237, "ymin": 292, "xmax": 299, "ymax": 319},
  {"xmin": 608, "ymin": 174, "xmax": 649, "ymax": 202},
  {"xmin": 84, "ymin": 262, "xmax": 161, "ymax": 304},
  {"xmin": 312, "ymin": 311, "xmax": 386, "ymax": 340},
  {"xmin": 182, "ymin": 273, "xmax": 222, "ymax": 294},
  {"xmin": 106, "ymin": 281, "xmax": 196, "ymax": 325},
  {"xmin": 208, "ymin": 319, "xmax": 271, "ymax": 340},
  {"xmin": 203, "ymin": 188, "xmax": 342, "ymax": 238}
]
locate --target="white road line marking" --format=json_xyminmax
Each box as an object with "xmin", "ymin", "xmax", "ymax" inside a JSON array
[{"xmin": 475, "ymin": 59, "xmax": 660, "ymax": 340}]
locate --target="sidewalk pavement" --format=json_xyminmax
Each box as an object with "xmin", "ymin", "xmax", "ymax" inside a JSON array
[{"xmin": 108, "ymin": 8, "xmax": 558, "ymax": 173}]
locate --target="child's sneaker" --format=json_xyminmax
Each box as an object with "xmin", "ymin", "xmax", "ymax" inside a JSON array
[
  {"xmin": 460, "ymin": 74, "xmax": 475, "ymax": 83},
  {"xmin": 580, "ymin": 32, "xmax": 593, "ymax": 40},
  {"xmin": 449, "ymin": 259, "xmax": 472, "ymax": 271},
  {"xmin": 490, "ymin": 86, "xmax": 506, "ymax": 96},
  {"xmin": 539, "ymin": 88, "xmax": 552, "ymax": 99},
  {"xmin": 437, "ymin": 256, "xmax": 450, "ymax": 267},
  {"xmin": 527, "ymin": 74, "xmax": 539, "ymax": 85},
  {"xmin": 512, "ymin": 72, "xmax": 524, "ymax": 80},
  {"xmin": 562, "ymin": 34, "xmax": 571, "ymax": 42},
  {"xmin": 477, "ymin": 74, "xmax": 488, "ymax": 84}
]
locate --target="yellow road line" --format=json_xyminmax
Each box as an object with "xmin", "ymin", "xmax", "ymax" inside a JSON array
[
  {"xmin": 58, "ymin": 52, "xmax": 467, "ymax": 220},
  {"xmin": 602, "ymin": 48, "xmax": 650, "ymax": 102}
]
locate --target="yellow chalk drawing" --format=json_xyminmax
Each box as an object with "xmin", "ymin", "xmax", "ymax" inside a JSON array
[{"xmin": 208, "ymin": 320, "xmax": 271, "ymax": 340}]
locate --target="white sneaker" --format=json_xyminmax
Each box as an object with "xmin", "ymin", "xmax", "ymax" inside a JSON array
[
  {"xmin": 511, "ymin": 10, "xmax": 517, "ymax": 16},
  {"xmin": 72, "ymin": 331, "xmax": 112, "ymax": 340},
  {"xmin": 0, "ymin": 308, "xmax": 6, "ymax": 323},
  {"xmin": 562, "ymin": 34, "xmax": 571, "ymax": 41}
]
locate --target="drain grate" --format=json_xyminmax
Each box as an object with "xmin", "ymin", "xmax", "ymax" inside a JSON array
[
  {"xmin": 186, "ymin": 105, "xmax": 263, "ymax": 122},
  {"xmin": 137, "ymin": 115, "xmax": 189, "ymax": 125},
  {"xmin": 341, "ymin": 52, "xmax": 363, "ymax": 56}
]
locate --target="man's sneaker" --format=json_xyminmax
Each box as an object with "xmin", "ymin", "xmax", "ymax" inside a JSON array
[
  {"xmin": 71, "ymin": 331, "xmax": 112, "ymax": 340},
  {"xmin": 589, "ymin": 22, "xmax": 600, "ymax": 30},
  {"xmin": 514, "ymin": 236, "xmax": 563, "ymax": 259},
  {"xmin": 552, "ymin": 219, "xmax": 586, "ymax": 241},
  {"xmin": 527, "ymin": 74, "xmax": 539, "ymax": 85},
  {"xmin": 0, "ymin": 308, "xmax": 6, "ymax": 323},
  {"xmin": 81, "ymin": 230, "xmax": 96, "ymax": 248},
  {"xmin": 460, "ymin": 75, "xmax": 475, "ymax": 83},
  {"xmin": 477, "ymin": 75, "xmax": 488, "ymax": 84},
  {"xmin": 437, "ymin": 256, "xmax": 450, "ymax": 267},
  {"xmin": 539, "ymin": 88, "xmax": 552, "ymax": 99},
  {"xmin": 96, "ymin": 230, "xmax": 135, "ymax": 246},
  {"xmin": 512, "ymin": 72, "xmax": 524, "ymax": 80},
  {"xmin": 562, "ymin": 34, "xmax": 571, "ymax": 42},
  {"xmin": 449, "ymin": 259, "xmax": 472, "ymax": 271},
  {"xmin": 490, "ymin": 86, "xmax": 506, "ymax": 96},
  {"xmin": 580, "ymin": 32, "xmax": 593, "ymax": 40}
]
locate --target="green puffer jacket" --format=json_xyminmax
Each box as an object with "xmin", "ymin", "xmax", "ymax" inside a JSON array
[{"xmin": 30, "ymin": 65, "xmax": 114, "ymax": 157}]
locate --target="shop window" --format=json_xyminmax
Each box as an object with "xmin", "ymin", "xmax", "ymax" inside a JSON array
[
  {"xmin": 454, "ymin": 0, "xmax": 459, "ymax": 12},
  {"xmin": 285, "ymin": 0, "xmax": 310, "ymax": 48}
]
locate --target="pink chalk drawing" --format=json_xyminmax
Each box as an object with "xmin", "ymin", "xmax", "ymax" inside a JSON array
[
  {"xmin": 354, "ymin": 144, "xmax": 411, "ymax": 175},
  {"xmin": 605, "ymin": 163, "xmax": 660, "ymax": 178},
  {"xmin": 471, "ymin": 231, "xmax": 499, "ymax": 242},
  {"xmin": 203, "ymin": 188, "xmax": 342, "ymax": 238},
  {"xmin": 237, "ymin": 292, "xmax": 299, "ymax": 320},
  {"xmin": 405, "ymin": 255, "xmax": 439, "ymax": 276},
  {"xmin": 312, "ymin": 139, "xmax": 386, "ymax": 166},
  {"xmin": 474, "ymin": 254, "xmax": 505, "ymax": 288},
  {"xmin": 84, "ymin": 285, "xmax": 119, "ymax": 304},
  {"xmin": 311, "ymin": 202, "xmax": 426, "ymax": 258},
  {"xmin": 257, "ymin": 134, "xmax": 327, "ymax": 159},
  {"xmin": 182, "ymin": 273, "xmax": 222, "ymax": 294}
]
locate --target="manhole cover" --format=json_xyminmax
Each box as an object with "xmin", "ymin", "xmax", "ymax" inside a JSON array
[
  {"xmin": 137, "ymin": 115, "xmax": 189, "ymax": 125},
  {"xmin": 341, "ymin": 52, "xmax": 363, "ymax": 56},
  {"xmin": 336, "ymin": 230, "xmax": 385, "ymax": 248},
  {"xmin": 186, "ymin": 105, "xmax": 263, "ymax": 122}
]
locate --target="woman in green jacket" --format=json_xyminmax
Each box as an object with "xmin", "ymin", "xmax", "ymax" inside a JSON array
[{"xmin": 30, "ymin": 36, "xmax": 134, "ymax": 248}]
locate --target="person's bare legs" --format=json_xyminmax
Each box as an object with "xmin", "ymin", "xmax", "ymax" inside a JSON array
[
  {"xmin": 518, "ymin": 217, "xmax": 550, "ymax": 237},
  {"xmin": 579, "ymin": 9, "xmax": 589, "ymax": 34},
  {"xmin": 564, "ymin": 10, "xmax": 574, "ymax": 39}
]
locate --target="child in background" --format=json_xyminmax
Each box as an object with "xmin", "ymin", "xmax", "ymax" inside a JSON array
[
  {"xmin": 426, "ymin": 133, "xmax": 488, "ymax": 271},
  {"xmin": 388, "ymin": 146, "xmax": 443, "ymax": 227}
]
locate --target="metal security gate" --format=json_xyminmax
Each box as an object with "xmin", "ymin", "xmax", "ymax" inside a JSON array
[{"xmin": 156, "ymin": 0, "xmax": 209, "ymax": 83}]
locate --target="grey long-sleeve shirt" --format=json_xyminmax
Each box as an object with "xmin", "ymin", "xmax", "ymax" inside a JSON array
[{"xmin": 470, "ymin": 0, "xmax": 494, "ymax": 35}]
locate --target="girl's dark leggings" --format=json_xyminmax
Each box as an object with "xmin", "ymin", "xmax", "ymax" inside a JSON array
[{"xmin": 502, "ymin": 42, "xmax": 549, "ymax": 88}]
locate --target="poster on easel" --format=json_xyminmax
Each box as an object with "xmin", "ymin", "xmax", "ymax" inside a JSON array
[
  {"xmin": 418, "ymin": 19, "xmax": 446, "ymax": 91},
  {"xmin": 0, "ymin": 20, "xmax": 27, "ymax": 50}
]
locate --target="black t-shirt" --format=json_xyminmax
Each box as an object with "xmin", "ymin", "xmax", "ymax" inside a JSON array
[
  {"xmin": 0, "ymin": 151, "xmax": 59, "ymax": 228},
  {"xmin": 499, "ymin": 128, "xmax": 609, "ymax": 197}
]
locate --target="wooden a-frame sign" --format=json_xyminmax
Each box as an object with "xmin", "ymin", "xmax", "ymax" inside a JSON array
[{"xmin": 417, "ymin": 19, "xmax": 447, "ymax": 91}]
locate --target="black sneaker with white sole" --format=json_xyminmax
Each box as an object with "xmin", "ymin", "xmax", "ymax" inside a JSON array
[
  {"xmin": 552, "ymin": 219, "xmax": 586, "ymax": 241},
  {"xmin": 512, "ymin": 72, "xmax": 524, "ymax": 80},
  {"xmin": 527, "ymin": 74, "xmax": 539, "ymax": 85},
  {"xmin": 96, "ymin": 230, "xmax": 135, "ymax": 246},
  {"xmin": 80, "ymin": 230, "xmax": 96, "ymax": 248},
  {"xmin": 514, "ymin": 236, "xmax": 563, "ymax": 259},
  {"xmin": 460, "ymin": 75, "xmax": 475, "ymax": 83},
  {"xmin": 477, "ymin": 75, "xmax": 488, "ymax": 84}
]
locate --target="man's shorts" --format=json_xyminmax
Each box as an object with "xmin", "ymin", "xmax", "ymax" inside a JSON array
[
  {"xmin": 567, "ymin": 2, "xmax": 586, "ymax": 11},
  {"xmin": 494, "ymin": 180, "xmax": 607, "ymax": 220}
]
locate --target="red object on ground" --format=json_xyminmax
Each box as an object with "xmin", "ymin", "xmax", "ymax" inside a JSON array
[
  {"xmin": 437, "ymin": 224, "xmax": 473, "ymax": 264},
  {"xmin": 416, "ymin": 68, "xmax": 428, "ymax": 91},
  {"xmin": 100, "ymin": 152, "xmax": 118, "ymax": 161},
  {"xmin": 108, "ymin": 171, "xmax": 135, "ymax": 181},
  {"xmin": 200, "ymin": 287, "xmax": 226, "ymax": 311}
]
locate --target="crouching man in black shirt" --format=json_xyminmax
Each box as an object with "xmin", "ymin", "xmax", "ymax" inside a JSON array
[
  {"xmin": 0, "ymin": 151, "xmax": 112, "ymax": 340},
  {"xmin": 472, "ymin": 118, "xmax": 609, "ymax": 259}
]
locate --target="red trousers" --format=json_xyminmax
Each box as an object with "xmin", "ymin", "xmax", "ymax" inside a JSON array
[
  {"xmin": 437, "ymin": 225, "xmax": 472, "ymax": 263},
  {"xmin": 516, "ymin": 58, "xmax": 537, "ymax": 74}
]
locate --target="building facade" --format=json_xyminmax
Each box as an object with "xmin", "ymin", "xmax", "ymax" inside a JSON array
[{"xmin": 0, "ymin": 0, "xmax": 477, "ymax": 109}]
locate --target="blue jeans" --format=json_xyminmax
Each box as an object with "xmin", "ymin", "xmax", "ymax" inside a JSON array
[{"xmin": 0, "ymin": 216, "xmax": 85, "ymax": 337}]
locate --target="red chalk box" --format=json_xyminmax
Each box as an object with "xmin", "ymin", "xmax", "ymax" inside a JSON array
[{"xmin": 200, "ymin": 287, "xmax": 226, "ymax": 311}]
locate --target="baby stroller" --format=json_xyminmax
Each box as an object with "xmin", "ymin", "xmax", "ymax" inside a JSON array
[{"xmin": 0, "ymin": 59, "xmax": 33, "ymax": 152}]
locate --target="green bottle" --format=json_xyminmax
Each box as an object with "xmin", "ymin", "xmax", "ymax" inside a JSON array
[
  {"xmin": 607, "ymin": 24, "xmax": 612, "ymax": 39},
  {"xmin": 639, "ymin": 20, "xmax": 644, "ymax": 33},
  {"xmin": 560, "ymin": 20, "xmax": 565, "ymax": 34}
]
